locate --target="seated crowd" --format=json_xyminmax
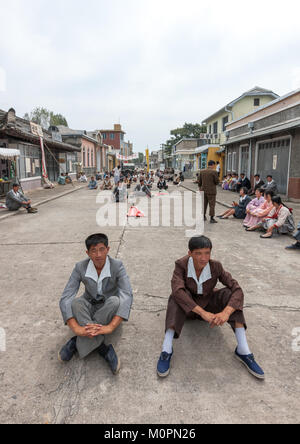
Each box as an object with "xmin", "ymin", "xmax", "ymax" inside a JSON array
[{"xmin": 218, "ymin": 179, "xmax": 297, "ymax": 246}]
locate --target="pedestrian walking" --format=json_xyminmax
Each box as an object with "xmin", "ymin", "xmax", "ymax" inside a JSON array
[{"xmin": 198, "ymin": 160, "xmax": 219, "ymax": 223}]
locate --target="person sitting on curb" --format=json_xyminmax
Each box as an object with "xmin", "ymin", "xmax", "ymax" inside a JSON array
[
  {"xmin": 236, "ymin": 174, "xmax": 251, "ymax": 194},
  {"xmin": 245, "ymin": 190, "xmax": 274, "ymax": 231},
  {"xmin": 79, "ymin": 173, "xmax": 88, "ymax": 183},
  {"xmin": 261, "ymin": 175, "xmax": 278, "ymax": 196},
  {"xmin": 249, "ymin": 174, "xmax": 265, "ymax": 196},
  {"xmin": 65, "ymin": 172, "xmax": 73, "ymax": 184},
  {"xmin": 88, "ymin": 177, "xmax": 98, "ymax": 190},
  {"xmin": 260, "ymin": 196, "xmax": 295, "ymax": 239},
  {"xmin": 156, "ymin": 236, "xmax": 265, "ymax": 380},
  {"xmin": 57, "ymin": 173, "xmax": 66, "ymax": 185},
  {"xmin": 6, "ymin": 183, "xmax": 38, "ymax": 214},
  {"xmin": 218, "ymin": 187, "xmax": 251, "ymax": 220},
  {"xmin": 101, "ymin": 177, "xmax": 113, "ymax": 191},
  {"xmin": 59, "ymin": 233, "xmax": 133, "ymax": 374},
  {"xmin": 286, "ymin": 221, "xmax": 300, "ymax": 250}
]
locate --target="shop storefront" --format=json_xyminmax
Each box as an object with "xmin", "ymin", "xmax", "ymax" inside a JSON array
[{"xmin": 0, "ymin": 148, "xmax": 20, "ymax": 196}]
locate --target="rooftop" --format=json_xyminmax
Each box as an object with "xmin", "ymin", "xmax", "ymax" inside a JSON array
[{"xmin": 202, "ymin": 86, "xmax": 279, "ymax": 123}]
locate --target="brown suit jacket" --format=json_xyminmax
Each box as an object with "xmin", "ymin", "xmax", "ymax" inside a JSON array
[
  {"xmin": 171, "ymin": 256, "xmax": 244, "ymax": 314},
  {"xmin": 198, "ymin": 168, "xmax": 219, "ymax": 195}
]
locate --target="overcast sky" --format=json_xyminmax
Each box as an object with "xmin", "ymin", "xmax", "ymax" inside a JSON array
[{"xmin": 1, "ymin": 0, "xmax": 300, "ymax": 152}]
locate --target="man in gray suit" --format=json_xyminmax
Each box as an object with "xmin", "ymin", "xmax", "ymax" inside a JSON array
[
  {"xmin": 262, "ymin": 175, "xmax": 278, "ymax": 195},
  {"xmin": 59, "ymin": 233, "xmax": 133, "ymax": 374},
  {"xmin": 6, "ymin": 183, "xmax": 38, "ymax": 213}
]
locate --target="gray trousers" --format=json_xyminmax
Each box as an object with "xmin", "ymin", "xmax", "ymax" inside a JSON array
[
  {"xmin": 7, "ymin": 202, "xmax": 30, "ymax": 211},
  {"xmin": 71, "ymin": 296, "xmax": 120, "ymax": 359}
]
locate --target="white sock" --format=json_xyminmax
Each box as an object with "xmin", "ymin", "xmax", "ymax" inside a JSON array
[
  {"xmin": 235, "ymin": 328, "xmax": 251, "ymax": 356},
  {"xmin": 162, "ymin": 329, "xmax": 175, "ymax": 354}
]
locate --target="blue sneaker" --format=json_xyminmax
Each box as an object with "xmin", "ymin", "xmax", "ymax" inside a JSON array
[
  {"xmin": 99, "ymin": 344, "xmax": 121, "ymax": 375},
  {"xmin": 58, "ymin": 337, "xmax": 77, "ymax": 362},
  {"xmin": 157, "ymin": 351, "xmax": 173, "ymax": 378},
  {"xmin": 235, "ymin": 348, "xmax": 265, "ymax": 380}
]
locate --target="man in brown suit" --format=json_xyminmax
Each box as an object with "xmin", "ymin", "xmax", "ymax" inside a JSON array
[
  {"xmin": 198, "ymin": 160, "xmax": 219, "ymax": 223},
  {"xmin": 156, "ymin": 236, "xmax": 265, "ymax": 380}
]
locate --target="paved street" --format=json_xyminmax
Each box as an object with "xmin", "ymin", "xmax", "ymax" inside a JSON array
[{"xmin": 0, "ymin": 182, "xmax": 300, "ymax": 424}]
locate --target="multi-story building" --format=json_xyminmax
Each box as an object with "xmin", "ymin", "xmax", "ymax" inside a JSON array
[
  {"xmin": 99, "ymin": 124, "xmax": 134, "ymax": 168},
  {"xmin": 224, "ymin": 88, "xmax": 300, "ymax": 201},
  {"xmin": 199, "ymin": 87, "xmax": 279, "ymax": 177},
  {"xmin": 202, "ymin": 87, "xmax": 279, "ymax": 146}
]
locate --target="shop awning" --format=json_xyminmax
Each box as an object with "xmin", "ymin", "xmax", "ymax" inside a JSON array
[{"xmin": 0, "ymin": 148, "xmax": 21, "ymax": 159}]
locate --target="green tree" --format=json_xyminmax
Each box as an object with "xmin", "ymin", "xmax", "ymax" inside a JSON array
[
  {"xmin": 24, "ymin": 107, "xmax": 68, "ymax": 129},
  {"xmin": 50, "ymin": 112, "xmax": 68, "ymax": 127},
  {"xmin": 163, "ymin": 122, "xmax": 207, "ymax": 158}
]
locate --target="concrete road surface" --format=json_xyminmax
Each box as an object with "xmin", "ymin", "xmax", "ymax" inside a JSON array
[{"xmin": 0, "ymin": 184, "xmax": 299, "ymax": 424}]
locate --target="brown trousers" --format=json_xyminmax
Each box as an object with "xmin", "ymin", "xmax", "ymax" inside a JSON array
[
  {"xmin": 166, "ymin": 288, "xmax": 247, "ymax": 339},
  {"xmin": 204, "ymin": 193, "xmax": 217, "ymax": 218}
]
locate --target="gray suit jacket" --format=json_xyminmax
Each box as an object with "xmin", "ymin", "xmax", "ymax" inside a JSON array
[
  {"xmin": 262, "ymin": 181, "xmax": 278, "ymax": 196},
  {"xmin": 60, "ymin": 257, "xmax": 133, "ymax": 324},
  {"xmin": 6, "ymin": 189, "xmax": 28, "ymax": 210}
]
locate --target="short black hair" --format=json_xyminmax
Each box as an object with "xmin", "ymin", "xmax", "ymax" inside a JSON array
[
  {"xmin": 85, "ymin": 234, "xmax": 109, "ymax": 251},
  {"xmin": 267, "ymin": 175, "xmax": 273, "ymax": 179},
  {"xmin": 254, "ymin": 174, "xmax": 260, "ymax": 178},
  {"xmin": 272, "ymin": 196, "xmax": 282, "ymax": 205},
  {"xmin": 189, "ymin": 236, "xmax": 213, "ymax": 252},
  {"xmin": 12, "ymin": 183, "xmax": 19, "ymax": 188},
  {"xmin": 265, "ymin": 190, "xmax": 274, "ymax": 198},
  {"xmin": 208, "ymin": 160, "xmax": 216, "ymax": 166}
]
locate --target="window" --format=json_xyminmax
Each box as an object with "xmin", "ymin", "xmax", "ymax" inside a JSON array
[
  {"xmin": 209, "ymin": 125, "xmax": 212, "ymax": 134},
  {"xmin": 18, "ymin": 144, "xmax": 42, "ymax": 179},
  {"xmin": 110, "ymin": 133, "xmax": 115, "ymax": 140},
  {"xmin": 254, "ymin": 98, "xmax": 260, "ymax": 107},
  {"xmin": 222, "ymin": 116, "xmax": 229, "ymax": 132},
  {"xmin": 227, "ymin": 153, "xmax": 232, "ymax": 171},
  {"xmin": 232, "ymin": 152, "xmax": 237, "ymax": 172},
  {"xmin": 102, "ymin": 133, "xmax": 107, "ymax": 140},
  {"xmin": 213, "ymin": 122, "xmax": 218, "ymax": 134},
  {"xmin": 82, "ymin": 148, "xmax": 86, "ymax": 167}
]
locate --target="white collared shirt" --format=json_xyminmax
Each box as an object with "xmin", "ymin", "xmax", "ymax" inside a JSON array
[
  {"xmin": 188, "ymin": 257, "xmax": 212, "ymax": 295},
  {"xmin": 85, "ymin": 257, "xmax": 111, "ymax": 295}
]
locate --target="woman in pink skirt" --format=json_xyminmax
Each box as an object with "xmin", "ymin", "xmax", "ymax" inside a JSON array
[{"xmin": 244, "ymin": 190, "xmax": 274, "ymax": 230}]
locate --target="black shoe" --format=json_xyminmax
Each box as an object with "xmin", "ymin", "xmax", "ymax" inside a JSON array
[
  {"xmin": 210, "ymin": 218, "xmax": 218, "ymax": 224},
  {"xmin": 286, "ymin": 243, "xmax": 300, "ymax": 250},
  {"xmin": 99, "ymin": 344, "xmax": 120, "ymax": 375},
  {"xmin": 58, "ymin": 337, "xmax": 77, "ymax": 362}
]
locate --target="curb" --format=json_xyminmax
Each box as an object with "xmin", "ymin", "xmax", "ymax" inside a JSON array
[
  {"xmin": 180, "ymin": 184, "xmax": 232, "ymax": 209},
  {"xmin": 0, "ymin": 184, "xmax": 87, "ymax": 222}
]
